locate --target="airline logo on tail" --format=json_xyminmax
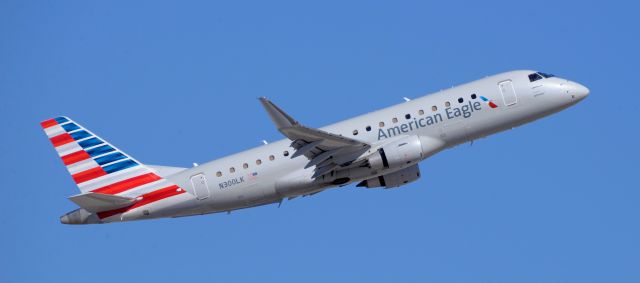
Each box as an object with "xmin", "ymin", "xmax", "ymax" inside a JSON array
[{"xmin": 41, "ymin": 116, "xmax": 190, "ymax": 223}]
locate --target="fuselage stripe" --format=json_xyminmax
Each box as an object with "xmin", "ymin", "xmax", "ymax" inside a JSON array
[{"xmin": 97, "ymin": 185, "xmax": 185, "ymax": 219}]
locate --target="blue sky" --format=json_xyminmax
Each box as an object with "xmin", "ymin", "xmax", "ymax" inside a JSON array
[{"xmin": 1, "ymin": 1, "xmax": 639, "ymax": 282}]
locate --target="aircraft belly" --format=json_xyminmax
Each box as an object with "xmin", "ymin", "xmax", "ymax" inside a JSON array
[
  {"xmin": 235, "ymin": 182, "xmax": 277, "ymax": 206},
  {"xmin": 118, "ymin": 193, "xmax": 197, "ymax": 222},
  {"xmin": 199, "ymin": 177, "xmax": 280, "ymax": 211},
  {"xmin": 274, "ymin": 168, "xmax": 324, "ymax": 197}
]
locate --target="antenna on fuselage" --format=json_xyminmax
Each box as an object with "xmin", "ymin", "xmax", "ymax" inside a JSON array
[
  {"xmin": 403, "ymin": 97, "xmax": 411, "ymax": 102},
  {"xmin": 262, "ymin": 140, "xmax": 268, "ymax": 145}
]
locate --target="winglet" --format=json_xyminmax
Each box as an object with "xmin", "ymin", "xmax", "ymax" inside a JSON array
[{"xmin": 259, "ymin": 97, "xmax": 298, "ymax": 130}]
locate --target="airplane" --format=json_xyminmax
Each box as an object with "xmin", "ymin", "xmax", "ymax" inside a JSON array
[{"xmin": 41, "ymin": 70, "xmax": 589, "ymax": 224}]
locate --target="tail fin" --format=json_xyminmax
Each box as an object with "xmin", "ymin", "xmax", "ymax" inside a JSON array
[{"xmin": 41, "ymin": 117, "xmax": 188, "ymax": 219}]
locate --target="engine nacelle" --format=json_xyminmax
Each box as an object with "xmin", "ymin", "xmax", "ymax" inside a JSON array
[
  {"xmin": 357, "ymin": 164, "xmax": 421, "ymax": 189},
  {"xmin": 368, "ymin": 135, "xmax": 423, "ymax": 170}
]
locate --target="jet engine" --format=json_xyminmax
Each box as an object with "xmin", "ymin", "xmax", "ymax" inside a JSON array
[
  {"xmin": 356, "ymin": 164, "xmax": 421, "ymax": 189},
  {"xmin": 367, "ymin": 135, "xmax": 423, "ymax": 170}
]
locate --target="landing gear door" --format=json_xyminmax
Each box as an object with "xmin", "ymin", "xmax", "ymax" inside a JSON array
[
  {"xmin": 190, "ymin": 173, "xmax": 211, "ymax": 200},
  {"xmin": 498, "ymin": 80, "xmax": 518, "ymax": 106}
]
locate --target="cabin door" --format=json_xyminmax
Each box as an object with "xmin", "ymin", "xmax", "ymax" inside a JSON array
[
  {"xmin": 498, "ymin": 80, "xmax": 518, "ymax": 106},
  {"xmin": 190, "ymin": 173, "xmax": 211, "ymax": 200}
]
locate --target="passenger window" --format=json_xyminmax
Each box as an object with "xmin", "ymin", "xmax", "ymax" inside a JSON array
[
  {"xmin": 405, "ymin": 114, "xmax": 411, "ymax": 119},
  {"xmin": 458, "ymin": 98, "xmax": 464, "ymax": 103},
  {"xmin": 432, "ymin": 105, "xmax": 437, "ymax": 111},
  {"xmin": 528, "ymin": 73, "xmax": 543, "ymax": 82},
  {"xmin": 392, "ymin": 118, "xmax": 398, "ymax": 123},
  {"xmin": 269, "ymin": 155, "xmax": 275, "ymax": 161},
  {"xmin": 283, "ymin": 151, "xmax": 290, "ymax": 157},
  {"xmin": 216, "ymin": 171, "xmax": 222, "ymax": 177},
  {"xmin": 243, "ymin": 163, "xmax": 248, "ymax": 169},
  {"xmin": 230, "ymin": 167, "xmax": 235, "ymax": 173},
  {"xmin": 366, "ymin": 126, "xmax": 372, "ymax": 132},
  {"xmin": 471, "ymin": 93, "xmax": 477, "ymax": 99},
  {"xmin": 353, "ymin": 129, "xmax": 358, "ymax": 136},
  {"xmin": 418, "ymin": 110, "xmax": 424, "ymax": 115},
  {"xmin": 445, "ymin": 101, "xmax": 451, "ymax": 107},
  {"xmin": 256, "ymin": 159, "xmax": 262, "ymax": 165},
  {"xmin": 379, "ymin": 122, "xmax": 385, "ymax": 128}
]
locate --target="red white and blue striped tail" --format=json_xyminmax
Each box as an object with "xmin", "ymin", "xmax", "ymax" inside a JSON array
[{"xmin": 41, "ymin": 117, "xmax": 187, "ymax": 219}]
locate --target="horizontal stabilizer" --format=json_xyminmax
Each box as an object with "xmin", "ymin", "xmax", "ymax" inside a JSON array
[{"xmin": 68, "ymin": 192, "xmax": 137, "ymax": 213}]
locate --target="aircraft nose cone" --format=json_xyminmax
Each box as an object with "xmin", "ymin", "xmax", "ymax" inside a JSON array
[{"xmin": 571, "ymin": 82, "xmax": 590, "ymax": 100}]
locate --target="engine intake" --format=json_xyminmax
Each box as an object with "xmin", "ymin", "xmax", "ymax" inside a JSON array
[{"xmin": 368, "ymin": 135, "xmax": 423, "ymax": 170}]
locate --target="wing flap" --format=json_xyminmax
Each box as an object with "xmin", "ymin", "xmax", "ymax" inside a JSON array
[
  {"xmin": 291, "ymin": 139, "xmax": 324, "ymax": 159},
  {"xmin": 68, "ymin": 192, "xmax": 137, "ymax": 213},
  {"xmin": 282, "ymin": 126, "xmax": 366, "ymax": 149}
]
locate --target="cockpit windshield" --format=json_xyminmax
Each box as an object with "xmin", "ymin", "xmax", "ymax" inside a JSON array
[
  {"xmin": 528, "ymin": 72, "xmax": 555, "ymax": 82},
  {"xmin": 538, "ymin": 72, "xmax": 554, "ymax": 78},
  {"xmin": 528, "ymin": 73, "xmax": 543, "ymax": 82}
]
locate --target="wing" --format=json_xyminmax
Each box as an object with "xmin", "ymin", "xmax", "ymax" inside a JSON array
[{"xmin": 259, "ymin": 97, "xmax": 370, "ymax": 177}]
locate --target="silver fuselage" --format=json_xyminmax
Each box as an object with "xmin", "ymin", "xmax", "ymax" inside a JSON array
[{"xmin": 114, "ymin": 70, "xmax": 587, "ymax": 222}]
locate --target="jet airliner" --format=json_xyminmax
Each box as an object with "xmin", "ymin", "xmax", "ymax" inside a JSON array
[{"xmin": 41, "ymin": 70, "xmax": 588, "ymax": 224}]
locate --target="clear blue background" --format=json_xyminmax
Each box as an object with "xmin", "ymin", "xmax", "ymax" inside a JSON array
[{"xmin": 2, "ymin": 1, "xmax": 638, "ymax": 282}]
